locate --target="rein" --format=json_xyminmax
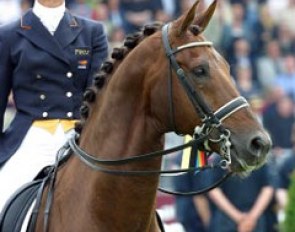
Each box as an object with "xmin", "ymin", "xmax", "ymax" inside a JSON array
[{"xmin": 68, "ymin": 132, "xmax": 221, "ymax": 176}]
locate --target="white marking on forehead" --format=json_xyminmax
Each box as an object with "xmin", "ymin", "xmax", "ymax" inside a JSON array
[{"xmin": 176, "ymin": 41, "xmax": 213, "ymax": 52}]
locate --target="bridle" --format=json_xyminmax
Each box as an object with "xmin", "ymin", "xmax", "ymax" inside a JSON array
[
  {"xmin": 66, "ymin": 23, "xmax": 249, "ymax": 185},
  {"xmin": 41, "ymin": 22, "xmax": 250, "ymax": 214},
  {"xmin": 36, "ymin": 23, "xmax": 250, "ymax": 232},
  {"xmin": 62, "ymin": 23, "xmax": 248, "ymax": 182},
  {"xmin": 54, "ymin": 22, "xmax": 248, "ymax": 187},
  {"xmin": 162, "ymin": 23, "xmax": 249, "ymax": 169}
]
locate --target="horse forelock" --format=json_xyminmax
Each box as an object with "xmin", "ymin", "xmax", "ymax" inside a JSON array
[{"xmin": 75, "ymin": 22, "xmax": 164, "ymax": 134}]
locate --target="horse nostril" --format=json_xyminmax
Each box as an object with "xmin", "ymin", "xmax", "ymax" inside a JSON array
[{"xmin": 249, "ymin": 136, "xmax": 271, "ymax": 158}]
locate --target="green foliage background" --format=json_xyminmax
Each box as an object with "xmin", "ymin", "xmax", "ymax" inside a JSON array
[{"xmin": 284, "ymin": 171, "xmax": 295, "ymax": 232}]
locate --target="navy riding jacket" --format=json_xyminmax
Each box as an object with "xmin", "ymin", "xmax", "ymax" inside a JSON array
[{"xmin": 0, "ymin": 10, "xmax": 108, "ymax": 165}]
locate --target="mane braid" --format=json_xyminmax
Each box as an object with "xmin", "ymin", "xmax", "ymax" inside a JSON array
[{"xmin": 75, "ymin": 22, "xmax": 163, "ymax": 134}]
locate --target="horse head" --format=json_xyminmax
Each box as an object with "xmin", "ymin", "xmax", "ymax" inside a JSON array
[
  {"xmin": 126, "ymin": 0, "xmax": 271, "ymax": 173},
  {"xmin": 172, "ymin": 0, "xmax": 270, "ymax": 172},
  {"xmin": 78, "ymin": 0, "xmax": 271, "ymax": 175}
]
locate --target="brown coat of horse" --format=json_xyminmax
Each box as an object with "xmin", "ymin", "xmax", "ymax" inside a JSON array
[{"xmin": 35, "ymin": 1, "xmax": 271, "ymax": 231}]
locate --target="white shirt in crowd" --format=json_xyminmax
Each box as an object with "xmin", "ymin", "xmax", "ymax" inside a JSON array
[{"xmin": 0, "ymin": 0, "xmax": 21, "ymax": 25}]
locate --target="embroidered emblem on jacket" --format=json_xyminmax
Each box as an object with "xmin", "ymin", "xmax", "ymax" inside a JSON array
[{"xmin": 78, "ymin": 60, "xmax": 88, "ymax": 69}]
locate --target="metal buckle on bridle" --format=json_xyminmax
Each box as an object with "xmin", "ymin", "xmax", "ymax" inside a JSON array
[
  {"xmin": 216, "ymin": 130, "xmax": 232, "ymax": 169},
  {"xmin": 192, "ymin": 96, "xmax": 250, "ymax": 170},
  {"xmin": 194, "ymin": 116, "xmax": 232, "ymax": 169}
]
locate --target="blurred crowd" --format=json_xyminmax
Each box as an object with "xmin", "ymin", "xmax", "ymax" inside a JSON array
[{"xmin": 1, "ymin": 0, "xmax": 295, "ymax": 231}]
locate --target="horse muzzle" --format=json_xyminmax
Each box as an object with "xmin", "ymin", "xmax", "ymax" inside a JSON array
[{"xmin": 230, "ymin": 131, "xmax": 272, "ymax": 172}]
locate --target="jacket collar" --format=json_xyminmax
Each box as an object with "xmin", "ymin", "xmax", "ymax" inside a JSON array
[
  {"xmin": 54, "ymin": 10, "xmax": 83, "ymax": 49},
  {"xmin": 17, "ymin": 10, "xmax": 83, "ymax": 65}
]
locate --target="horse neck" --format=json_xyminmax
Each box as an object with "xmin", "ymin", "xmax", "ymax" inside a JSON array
[
  {"xmin": 81, "ymin": 48, "xmax": 163, "ymax": 163},
  {"xmin": 56, "ymin": 48, "xmax": 164, "ymax": 230}
]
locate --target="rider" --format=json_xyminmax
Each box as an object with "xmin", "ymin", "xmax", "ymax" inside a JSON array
[{"xmin": 0, "ymin": 0, "xmax": 108, "ymax": 212}]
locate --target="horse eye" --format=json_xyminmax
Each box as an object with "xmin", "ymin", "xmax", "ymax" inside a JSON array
[{"xmin": 193, "ymin": 66, "xmax": 207, "ymax": 77}]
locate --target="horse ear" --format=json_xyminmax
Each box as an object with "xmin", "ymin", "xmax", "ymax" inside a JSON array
[
  {"xmin": 176, "ymin": 0, "xmax": 200, "ymax": 36},
  {"xmin": 193, "ymin": 0, "xmax": 217, "ymax": 34}
]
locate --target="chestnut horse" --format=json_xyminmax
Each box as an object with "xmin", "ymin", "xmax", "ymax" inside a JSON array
[{"xmin": 32, "ymin": 1, "xmax": 271, "ymax": 231}]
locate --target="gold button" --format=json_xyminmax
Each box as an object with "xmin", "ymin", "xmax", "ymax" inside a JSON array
[
  {"xmin": 36, "ymin": 74, "xmax": 42, "ymax": 79},
  {"xmin": 67, "ymin": 112, "xmax": 73, "ymax": 118},
  {"xmin": 42, "ymin": 112, "xmax": 48, "ymax": 118}
]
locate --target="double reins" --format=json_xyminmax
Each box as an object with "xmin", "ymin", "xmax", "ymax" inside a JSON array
[
  {"xmin": 48, "ymin": 23, "xmax": 250, "ymax": 195},
  {"xmin": 65, "ymin": 23, "xmax": 249, "ymax": 190}
]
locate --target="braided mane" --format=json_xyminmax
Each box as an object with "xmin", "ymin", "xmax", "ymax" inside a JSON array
[{"xmin": 75, "ymin": 22, "xmax": 164, "ymax": 133}]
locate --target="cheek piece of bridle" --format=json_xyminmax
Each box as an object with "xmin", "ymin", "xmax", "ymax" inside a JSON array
[{"xmin": 162, "ymin": 23, "xmax": 249, "ymax": 169}]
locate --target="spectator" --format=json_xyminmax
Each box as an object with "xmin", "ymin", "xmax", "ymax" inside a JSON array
[
  {"xmin": 108, "ymin": 0, "xmax": 122, "ymax": 28},
  {"xmin": 273, "ymin": 23, "xmax": 295, "ymax": 55},
  {"xmin": 68, "ymin": 0, "xmax": 93, "ymax": 19},
  {"xmin": 174, "ymin": 156, "xmax": 211, "ymax": 232},
  {"xmin": 256, "ymin": 40, "xmax": 284, "ymax": 91},
  {"xmin": 21, "ymin": 0, "xmax": 34, "ymax": 12},
  {"xmin": 274, "ymin": 55, "xmax": 295, "ymax": 101},
  {"xmin": 276, "ymin": 151, "xmax": 295, "ymax": 216},
  {"xmin": 109, "ymin": 26, "xmax": 125, "ymax": 50},
  {"xmin": 203, "ymin": 0, "xmax": 232, "ymax": 49},
  {"xmin": 276, "ymin": 0, "xmax": 295, "ymax": 36},
  {"xmin": 220, "ymin": 2, "xmax": 253, "ymax": 60},
  {"xmin": 91, "ymin": 2, "xmax": 113, "ymax": 36},
  {"xmin": 267, "ymin": 0, "xmax": 288, "ymax": 22},
  {"xmin": 276, "ymin": 123, "xmax": 295, "ymax": 222},
  {"xmin": 235, "ymin": 65, "xmax": 260, "ymax": 100},
  {"xmin": 65, "ymin": 0, "xmax": 76, "ymax": 8},
  {"xmin": 245, "ymin": 0, "xmax": 260, "ymax": 25},
  {"xmin": 91, "ymin": 2, "xmax": 109, "ymax": 22},
  {"xmin": 0, "ymin": 0, "xmax": 21, "ymax": 25},
  {"xmin": 161, "ymin": 0, "xmax": 177, "ymax": 20},
  {"xmin": 251, "ymin": 4, "xmax": 277, "ymax": 56},
  {"xmin": 208, "ymin": 164, "xmax": 275, "ymax": 232},
  {"xmin": 0, "ymin": 0, "xmax": 108, "ymax": 212},
  {"xmin": 228, "ymin": 37, "xmax": 258, "ymax": 85},
  {"xmin": 118, "ymin": 0, "xmax": 166, "ymax": 34},
  {"xmin": 263, "ymin": 95, "xmax": 294, "ymax": 167},
  {"xmin": 262, "ymin": 86, "xmax": 286, "ymax": 115}
]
